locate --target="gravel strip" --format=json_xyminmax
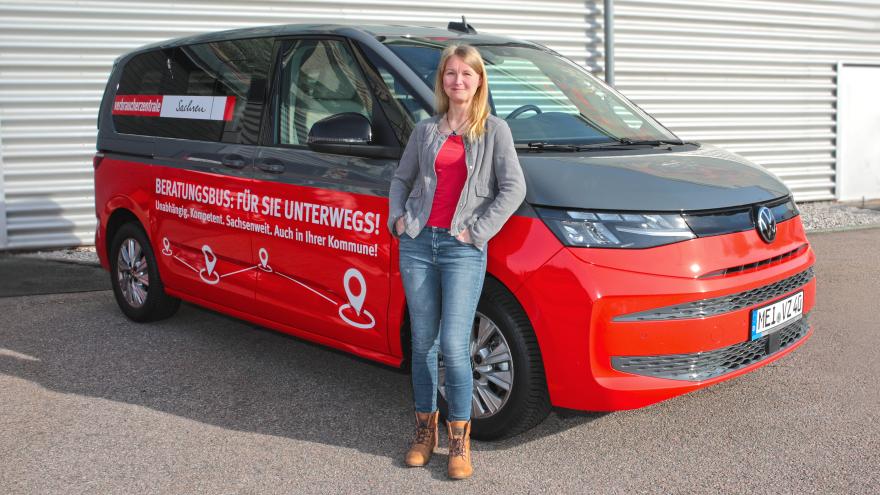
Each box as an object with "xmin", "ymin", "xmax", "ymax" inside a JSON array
[
  {"xmin": 14, "ymin": 246, "xmax": 100, "ymax": 266},
  {"xmin": 797, "ymin": 200, "xmax": 880, "ymax": 232},
  {"xmin": 5, "ymin": 201, "xmax": 880, "ymax": 264}
]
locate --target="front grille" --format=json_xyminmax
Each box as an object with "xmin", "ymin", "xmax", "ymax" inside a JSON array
[
  {"xmin": 613, "ymin": 267, "xmax": 814, "ymax": 322},
  {"xmin": 611, "ymin": 315, "xmax": 810, "ymax": 381},
  {"xmin": 698, "ymin": 243, "xmax": 809, "ymax": 279},
  {"xmin": 683, "ymin": 196, "xmax": 799, "ymax": 238}
]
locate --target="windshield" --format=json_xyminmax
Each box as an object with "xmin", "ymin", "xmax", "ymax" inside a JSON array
[{"xmin": 383, "ymin": 38, "xmax": 679, "ymax": 145}]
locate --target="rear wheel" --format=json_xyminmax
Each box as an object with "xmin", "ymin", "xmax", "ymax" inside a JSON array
[
  {"xmin": 109, "ymin": 223, "xmax": 180, "ymax": 322},
  {"xmin": 438, "ymin": 279, "xmax": 551, "ymax": 440}
]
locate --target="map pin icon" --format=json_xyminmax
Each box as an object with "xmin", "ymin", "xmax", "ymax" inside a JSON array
[
  {"xmin": 259, "ymin": 248, "xmax": 269, "ymax": 269},
  {"xmin": 343, "ymin": 268, "xmax": 366, "ymax": 316},
  {"xmin": 163, "ymin": 237, "xmax": 170, "ymax": 251},
  {"xmin": 202, "ymin": 245, "xmax": 216, "ymax": 276}
]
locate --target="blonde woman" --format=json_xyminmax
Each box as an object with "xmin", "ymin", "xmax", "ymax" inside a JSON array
[{"xmin": 387, "ymin": 44, "xmax": 526, "ymax": 479}]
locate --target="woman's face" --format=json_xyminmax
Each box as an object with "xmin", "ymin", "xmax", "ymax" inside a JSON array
[{"xmin": 442, "ymin": 55, "xmax": 481, "ymax": 107}]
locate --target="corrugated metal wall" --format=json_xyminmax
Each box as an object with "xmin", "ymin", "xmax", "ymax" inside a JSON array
[
  {"xmin": 0, "ymin": 0, "xmax": 600, "ymax": 249},
  {"xmin": 612, "ymin": 0, "xmax": 880, "ymax": 202},
  {"xmin": 1, "ymin": 0, "xmax": 879, "ymax": 249}
]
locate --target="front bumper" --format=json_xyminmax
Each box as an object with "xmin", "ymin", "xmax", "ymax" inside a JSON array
[{"xmin": 512, "ymin": 216, "xmax": 816, "ymax": 411}]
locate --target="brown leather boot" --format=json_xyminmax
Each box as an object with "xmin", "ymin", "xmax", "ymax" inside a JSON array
[
  {"xmin": 446, "ymin": 420, "xmax": 473, "ymax": 479},
  {"xmin": 404, "ymin": 411, "xmax": 438, "ymax": 467}
]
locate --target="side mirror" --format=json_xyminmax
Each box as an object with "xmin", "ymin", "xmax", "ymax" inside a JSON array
[
  {"xmin": 308, "ymin": 112, "xmax": 371, "ymax": 147},
  {"xmin": 307, "ymin": 113, "xmax": 400, "ymax": 159}
]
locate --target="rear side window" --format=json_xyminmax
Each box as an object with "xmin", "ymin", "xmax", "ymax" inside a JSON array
[{"xmin": 112, "ymin": 38, "xmax": 272, "ymax": 144}]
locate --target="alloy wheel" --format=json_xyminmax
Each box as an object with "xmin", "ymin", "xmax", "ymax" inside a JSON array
[
  {"xmin": 439, "ymin": 311, "xmax": 514, "ymax": 419},
  {"xmin": 116, "ymin": 237, "xmax": 150, "ymax": 308}
]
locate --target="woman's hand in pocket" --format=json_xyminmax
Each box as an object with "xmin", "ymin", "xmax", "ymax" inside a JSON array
[
  {"xmin": 395, "ymin": 216, "xmax": 406, "ymax": 235},
  {"xmin": 456, "ymin": 228, "xmax": 472, "ymax": 244}
]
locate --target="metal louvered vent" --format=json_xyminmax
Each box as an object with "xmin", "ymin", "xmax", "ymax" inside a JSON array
[
  {"xmin": 613, "ymin": 1, "xmax": 880, "ymax": 202},
  {"xmin": 611, "ymin": 314, "xmax": 810, "ymax": 381},
  {"xmin": 614, "ymin": 268, "xmax": 814, "ymax": 322},
  {"xmin": 0, "ymin": 0, "xmax": 603, "ymax": 250},
  {"xmin": 4, "ymin": 1, "xmax": 880, "ymax": 249}
]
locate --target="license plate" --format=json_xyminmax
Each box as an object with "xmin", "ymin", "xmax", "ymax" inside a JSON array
[{"xmin": 750, "ymin": 291, "xmax": 803, "ymax": 341}]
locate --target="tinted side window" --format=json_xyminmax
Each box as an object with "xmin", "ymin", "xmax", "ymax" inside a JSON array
[
  {"xmin": 112, "ymin": 38, "xmax": 272, "ymax": 144},
  {"xmin": 278, "ymin": 40, "xmax": 373, "ymax": 145},
  {"xmin": 117, "ymin": 50, "xmax": 165, "ymax": 95},
  {"xmin": 374, "ymin": 64, "xmax": 430, "ymax": 124}
]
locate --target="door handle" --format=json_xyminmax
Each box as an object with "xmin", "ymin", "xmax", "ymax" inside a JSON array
[
  {"xmin": 257, "ymin": 159, "xmax": 285, "ymax": 174},
  {"xmin": 221, "ymin": 154, "xmax": 247, "ymax": 169}
]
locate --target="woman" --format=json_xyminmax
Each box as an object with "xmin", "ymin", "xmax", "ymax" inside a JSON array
[{"xmin": 387, "ymin": 44, "xmax": 526, "ymax": 480}]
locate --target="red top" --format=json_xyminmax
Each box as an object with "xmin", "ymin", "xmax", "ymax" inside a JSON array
[{"xmin": 426, "ymin": 134, "xmax": 467, "ymax": 229}]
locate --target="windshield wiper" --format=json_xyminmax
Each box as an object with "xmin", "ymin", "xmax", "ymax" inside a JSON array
[
  {"xmin": 617, "ymin": 138, "xmax": 686, "ymax": 146},
  {"xmin": 517, "ymin": 141, "xmax": 640, "ymax": 152},
  {"xmin": 516, "ymin": 139, "xmax": 690, "ymax": 152},
  {"xmin": 518, "ymin": 142, "xmax": 582, "ymax": 151}
]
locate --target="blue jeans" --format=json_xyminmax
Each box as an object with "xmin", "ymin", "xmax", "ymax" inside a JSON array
[{"xmin": 398, "ymin": 227, "xmax": 488, "ymax": 422}]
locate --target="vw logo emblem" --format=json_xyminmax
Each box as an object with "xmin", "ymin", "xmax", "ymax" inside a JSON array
[{"xmin": 755, "ymin": 206, "xmax": 777, "ymax": 243}]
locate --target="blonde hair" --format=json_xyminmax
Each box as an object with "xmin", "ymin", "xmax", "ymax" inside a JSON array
[{"xmin": 433, "ymin": 44, "xmax": 490, "ymax": 141}]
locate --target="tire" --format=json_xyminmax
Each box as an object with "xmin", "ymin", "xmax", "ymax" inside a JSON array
[
  {"xmin": 109, "ymin": 222, "xmax": 180, "ymax": 322},
  {"xmin": 438, "ymin": 278, "xmax": 552, "ymax": 440}
]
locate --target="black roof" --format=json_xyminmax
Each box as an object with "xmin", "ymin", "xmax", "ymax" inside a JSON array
[{"xmin": 127, "ymin": 23, "xmax": 537, "ymax": 57}]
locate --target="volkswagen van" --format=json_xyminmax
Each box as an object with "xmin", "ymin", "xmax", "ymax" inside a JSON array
[{"xmin": 94, "ymin": 22, "xmax": 816, "ymax": 439}]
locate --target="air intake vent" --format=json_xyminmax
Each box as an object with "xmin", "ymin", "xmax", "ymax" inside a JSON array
[
  {"xmin": 614, "ymin": 268, "xmax": 814, "ymax": 322},
  {"xmin": 699, "ymin": 244, "xmax": 809, "ymax": 279},
  {"xmin": 611, "ymin": 315, "xmax": 810, "ymax": 381}
]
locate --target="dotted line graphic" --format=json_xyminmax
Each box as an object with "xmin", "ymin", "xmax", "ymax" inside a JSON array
[{"xmin": 160, "ymin": 237, "xmax": 375, "ymax": 329}]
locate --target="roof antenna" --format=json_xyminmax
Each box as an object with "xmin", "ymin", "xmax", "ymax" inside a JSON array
[{"xmin": 448, "ymin": 15, "xmax": 477, "ymax": 35}]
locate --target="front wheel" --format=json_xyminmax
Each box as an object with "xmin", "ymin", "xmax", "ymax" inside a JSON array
[
  {"xmin": 438, "ymin": 279, "xmax": 551, "ymax": 440},
  {"xmin": 109, "ymin": 222, "xmax": 180, "ymax": 322}
]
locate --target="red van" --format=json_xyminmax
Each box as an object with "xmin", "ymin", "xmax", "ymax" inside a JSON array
[{"xmin": 94, "ymin": 23, "xmax": 816, "ymax": 439}]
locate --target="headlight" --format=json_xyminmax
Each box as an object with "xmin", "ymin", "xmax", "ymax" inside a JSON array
[{"xmin": 535, "ymin": 207, "xmax": 696, "ymax": 248}]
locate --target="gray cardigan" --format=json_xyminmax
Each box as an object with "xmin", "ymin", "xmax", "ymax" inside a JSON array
[{"xmin": 387, "ymin": 114, "xmax": 527, "ymax": 251}]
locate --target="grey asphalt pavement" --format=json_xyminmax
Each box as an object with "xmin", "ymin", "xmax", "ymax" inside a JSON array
[
  {"xmin": 1, "ymin": 228, "xmax": 878, "ymax": 494},
  {"xmin": 0, "ymin": 256, "xmax": 108, "ymax": 297}
]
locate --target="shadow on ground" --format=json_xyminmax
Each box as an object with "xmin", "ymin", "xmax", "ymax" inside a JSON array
[
  {"xmin": 0, "ymin": 256, "xmax": 109, "ymax": 297},
  {"xmin": 0, "ymin": 283, "xmax": 600, "ymax": 467}
]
